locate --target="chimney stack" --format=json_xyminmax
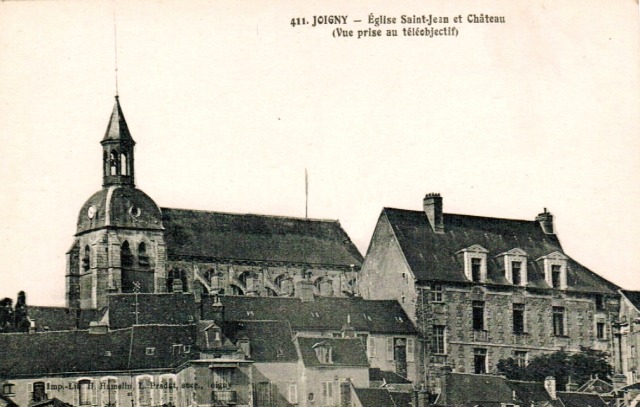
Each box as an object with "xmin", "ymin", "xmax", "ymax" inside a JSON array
[
  {"xmin": 544, "ymin": 376, "xmax": 557, "ymax": 400},
  {"xmin": 424, "ymin": 193, "xmax": 444, "ymax": 234},
  {"xmin": 536, "ymin": 208, "xmax": 554, "ymax": 235}
]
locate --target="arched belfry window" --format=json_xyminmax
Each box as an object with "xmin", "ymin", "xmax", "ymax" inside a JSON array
[
  {"xmin": 121, "ymin": 153, "xmax": 128, "ymax": 176},
  {"xmin": 110, "ymin": 151, "xmax": 120, "ymax": 175},
  {"xmin": 82, "ymin": 245, "xmax": 90, "ymax": 271},
  {"xmin": 138, "ymin": 242, "xmax": 149, "ymax": 267},
  {"xmin": 121, "ymin": 241, "xmax": 133, "ymax": 268}
]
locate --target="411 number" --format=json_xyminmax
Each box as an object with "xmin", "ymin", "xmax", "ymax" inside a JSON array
[{"xmin": 290, "ymin": 17, "xmax": 308, "ymax": 27}]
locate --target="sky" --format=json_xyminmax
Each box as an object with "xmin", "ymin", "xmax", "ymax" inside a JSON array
[{"xmin": 0, "ymin": 0, "xmax": 638, "ymax": 306}]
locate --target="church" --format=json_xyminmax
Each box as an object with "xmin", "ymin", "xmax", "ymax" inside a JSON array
[{"xmin": 65, "ymin": 96, "xmax": 364, "ymax": 310}]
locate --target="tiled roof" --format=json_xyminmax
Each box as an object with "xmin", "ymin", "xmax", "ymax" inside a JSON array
[
  {"xmin": 0, "ymin": 395, "xmax": 18, "ymax": 407},
  {"xmin": 221, "ymin": 320, "xmax": 298, "ymax": 363},
  {"xmin": 557, "ymin": 391, "xmax": 608, "ymax": 407},
  {"xmin": 389, "ymin": 392, "xmax": 413, "ymax": 407},
  {"xmin": 108, "ymin": 294, "xmax": 198, "ymax": 329},
  {"xmin": 27, "ymin": 306, "xmax": 101, "ymax": 331},
  {"xmin": 353, "ymin": 388, "xmax": 397, "ymax": 407},
  {"xmin": 161, "ymin": 208, "xmax": 363, "ymax": 268},
  {"xmin": 621, "ymin": 290, "xmax": 640, "ymax": 312},
  {"xmin": 577, "ymin": 377, "xmax": 614, "ymax": 394},
  {"xmin": 0, "ymin": 325, "xmax": 196, "ymax": 378},
  {"xmin": 296, "ymin": 337, "xmax": 368, "ymax": 367},
  {"xmin": 382, "ymin": 208, "xmax": 618, "ymax": 294},
  {"xmin": 437, "ymin": 373, "xmax": 516, "ymax": 406},
  {"xmin": 203, "ymin": 295, "xmax": 417, "ymax": 334}
]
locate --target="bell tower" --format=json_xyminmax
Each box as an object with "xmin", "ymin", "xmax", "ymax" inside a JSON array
[
  {"xmin": 66, "ymin": 97, "xmax": 167, "ymax": 310},
  {"xmin": 102, "ymin": 96, "xmax": 135, "ymax": 187}
]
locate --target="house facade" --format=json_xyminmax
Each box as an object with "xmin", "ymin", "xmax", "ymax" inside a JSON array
[{"xmin": 359, "ymin": 193, "xmax": 621, "ymax": 389}]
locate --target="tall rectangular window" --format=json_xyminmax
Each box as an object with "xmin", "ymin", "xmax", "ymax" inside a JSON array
[
  {"xmin": 472, "ymin": 258, "xmax": 482, "ymax": 282},
  {"xmin": 322, "ymin": 382, "xmax": 333, "ymax": 406},
  {"xmin": 431, "ymin": 284, "xmax": 443, "ymax": 302},
  {"xmin": 595, "ymin": 295, "xmax": 605, "ymax": 311},
  {"xmin": 473, "ymin": 348, "xmax": 487, "ymax": 374},
  {"xmin": 513, "ymin": 304, "xmax": 525, "ymax": 335},
  {"xmin": 597, "ymin": 322, "xmax": 605, "ymax": 340},
  {"xmin": 432, "ymin": 325, "xmax": 446, "ymax": 354},
  {"xmin": 512, "ymin": 261, "xmax": 522, "ymax": 285},
  {"xmin": 551, "ymin": 265, "xmax": 562, "ymax": 288},
  {"xmin": 473, "ymin": 301, "xmax": 485, "ymax": 331},
  {"xmin": 553, "ymin": 307, "xmax": 565, "ymax": 336}
]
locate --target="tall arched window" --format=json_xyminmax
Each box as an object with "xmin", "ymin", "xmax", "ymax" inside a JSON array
[
  {"xmin": 78, "ymin": 379, "xmax": 93, "ymax": 406},
  {"xmin": 82, "ymin": 245, "xmax": 90, "ymax": 271},
  {"xmin": 121, "ymin": 241, "xmax": 133, "ymax": 268},
  {"xmin": 138, "ymin": 242, "xmax": 149, "ymax": 267},
  {"xmin": 121, "ymin": 153, "xmax": 128, "ymax": 176},
  {"xmin": 159, "ymin": 375, "xmax": 176, "ymax": 407},
  {"xmin": 101, "ymin": 377, "xmax": 118, "ymax": 407},
  {"xmin": 136, "ymin": 376, "xmax": 153, "ymax": 407},
  {"xmin": 110, "ymin": 152, "xmax": 120, "ymax": 175}
]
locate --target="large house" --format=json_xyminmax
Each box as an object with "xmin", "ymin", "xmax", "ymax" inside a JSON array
[
  {"xmin": 66, "ymin": 96, "xmax": 363, "ymax": 310},
  {"xmin": 359, "ymin": 193, "xmax": 621, "ymax": 387}
]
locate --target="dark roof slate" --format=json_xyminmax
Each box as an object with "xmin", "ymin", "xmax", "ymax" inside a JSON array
[
  {"xmin": 102, "ymin": 96, "xmax": 133, "ymax": 142},
  {"xmin": 203, "ymin": 295, "xmax": 417, "ymax": 334},
  {"xmin": 161, "ymin": 208, "xmax": 363, "ymax": 268},
  {"xmin": 437, "ymin": 373, "xmax": 516, "ymax": 406},
  {"xmin": 0, "ymin": 395, "xmax": 18, "ymax": 407},
  {"xmin": 353, "ymin": 388, "xmax": 396, "ymax": 407},
  {"xmin": 221, "ymin": 320, "xmax": 298, "ymax": 363},
  {"xmin": 382, "ymin": 208, "xmax": 618, "ymax": 294},
  {"xmin": 296, "ymin": 337, "xmax": 368, "ymax": 367},
  {"xmin": 0, "ymin": 325, "xmax": 196, "ymax": 377},
  {"xmin": 557, "ymin": 391, "xmax": 608, "ymax": 407},
  {"xmin": 27, "ymin": 306, "xmax": 101, "ymax": 331},
  {"xmin": 621, "ymin": 290, "xmax": 640, "ymax": 312},
  {"xmin": 108, "ymin": 294, "xmax": 198, "ymax": 329}
]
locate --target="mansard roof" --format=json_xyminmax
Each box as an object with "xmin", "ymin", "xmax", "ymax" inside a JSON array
[
  {"xmin": 296, "ymin": 337, "xmax": 368, "ymax": 367},
  {"xmin": 202, "ymin": 295, "xmax": 418, "ymax": 335},
  {"xmin": 161, "ymin": 208, "xmax": 363, "ymax": 269},
  {"xmin": 381, "ymin": 208, "xmax": 618, "ymax": 294},
  {"xmin": 0, "ymin": 324, "xmax": 196, "ymax": 378},
  {"xmin": 556, "ymin": 391, "xmax": 608, "ymax": 407}
]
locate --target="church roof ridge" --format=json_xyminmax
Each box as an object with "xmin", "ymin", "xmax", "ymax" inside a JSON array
[{"xmin": 161, "ymin": 206, "xmax": 341, "ymax": 224}]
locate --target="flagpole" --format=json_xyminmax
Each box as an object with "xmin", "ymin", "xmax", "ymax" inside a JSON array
[{"xmin": 305, "ymin": 169, "xmax": 308, "ymax": 219}]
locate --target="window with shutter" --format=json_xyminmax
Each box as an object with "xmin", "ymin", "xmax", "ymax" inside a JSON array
[
  {"xmin": 407, "ymin": 338, "xmax": 415, "ymax": 362},
  {"xmin": 387, "ymin": 337, "xmax": 394, "ymax": 361}
]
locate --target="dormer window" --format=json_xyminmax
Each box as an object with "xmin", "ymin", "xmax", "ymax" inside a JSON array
[
  {"xmin": 498, "ymin": 248, "xmax": 528, "ymax": 286},
  {"xmin": 537, "ymin": 251, "xmax": 568, "ymax": 290},
  {"xmin": 313, "ymin": 342, "xmax": 333, "ymax": 364},
  {"xmin": 457, "ymin": 245, "xmax": 488, "ymax": 283}
]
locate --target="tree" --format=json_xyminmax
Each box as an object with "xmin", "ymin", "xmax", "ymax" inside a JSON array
[
  {"xmin": 497, "ymin": 347, "xmax": 613, "ymax": 390},
  {"xmin": 14, "ymin": 291, "xmax": 30, "ymax": 332}
]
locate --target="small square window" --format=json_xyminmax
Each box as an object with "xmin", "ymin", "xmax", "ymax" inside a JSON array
[
  {"xmin": 183, "ymin": 345, "xmax": 191, "ymax": 353},
  {"xmin": 431, "ymin": 284, "xmax": 443, "ymax": 302},
  {"xmin": 145, "ymin": 347, "xmax": 155, "ymax": 356}
]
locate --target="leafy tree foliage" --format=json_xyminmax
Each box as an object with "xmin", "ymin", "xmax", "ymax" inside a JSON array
[{"xmin": 497, "ymin": 347, "xmax": 613, "ymax": 390}]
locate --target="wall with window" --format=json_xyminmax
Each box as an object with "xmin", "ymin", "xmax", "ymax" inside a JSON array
[
  {"xmin": 364, "ymin": 334, "xmax": 419, "ymax": 382},
  {"xmin": 74, "ymin": 228, "xmax": 167, "ymax": 309},
  {"xmin": 416, "ymin": 283, "xmax": 619, "ymax": 376},
  {"xmin": 300, "ymin": 368, "xmax": 368, "ymax": 407},
  {"xmin": 251, "ymin": 362, "xmax": 301, "ymax": 407}
]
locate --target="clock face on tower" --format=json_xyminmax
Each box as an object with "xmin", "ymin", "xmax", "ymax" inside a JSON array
[{"xmin": 87, "ymin": 205, "xmax": 96, "ymax": 219}]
